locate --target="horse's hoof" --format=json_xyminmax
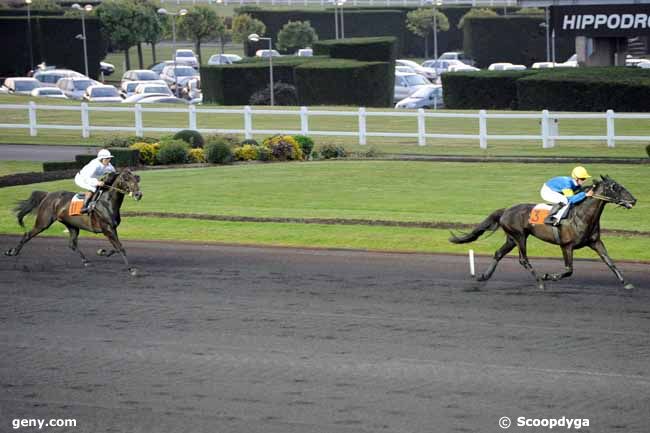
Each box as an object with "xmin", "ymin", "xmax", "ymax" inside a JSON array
[
  {"xmin": 476, "ymin": 273, "xmax": 487, "ymax": 282},
  {"xmin": 4, "ymin": 249, "xmax": 16, "ymax": 256},
  {"xmin": 542, "ymin": 273, "xmax": 550, "ymax": 281},
  {"xmin": 129, "ymin": 267, "xmax": 138, "ymax": 277},
  {"xmin": 537, "ymin": 281, "xmax": 546, "ymax": 290},
  {"xmin": 83, "ymin": 261, "xmax": 91, "ymax": 267},
  {"xmin": 97, "ymin": 248, "xmax": 107, "ymax": 256},
  {"xmin": 624, "ymin": 283, "xmax": 634, "ymax": 290}
]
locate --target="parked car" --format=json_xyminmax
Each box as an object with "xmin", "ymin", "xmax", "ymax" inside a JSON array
[
  {"xmin": 149, "ymin": 61, "xmax": 176, "ymax": 76},
  {"xmin": 488, "ymin": 62, "xmax": 526, "ymax": 71},
  {"xmin": 1, "ymin": 77, "xmax": 42, "ymax": 95},
  {"xmin": 446, "ymin": 64, "xmax": 480, "ymax": 72},
  {"xmin": 99, "ymin": 61, "xmax": 115, "ymax": 76},
  {"xmin": 395, "ymin": 65, "xmax": 417, "ymax": 74},
  {"xmin": 180, "ymin": 78, "xmax": 200, "ymax": 101},
  {"xmin": 438, "ymin": 51, "xmax": 476, "ymax": 66},
  {"xmin": 207, "ymin": 54, "xmax": 233, "ymax": 65},
  {"xmin": 421, "ymin": 59, "xmax": 465, "ymax": 76},
  {"xmin": 133, "ymin": 83, "xmax": 173, "ymax": 97},
  {"xmin": 121, "ymin": 93, "xmax": 171, "ymax": 104},
  {"xmin": 175, "ymin": 49, "xmax": 199, "ymax": 68},
  {"xmin": 296, "ymin": 48, "xmax": 313, "ymax": 57},
  {"xmin": 557, "ymin": 54, "xmax": 578, "ymax": 68},
  {"xmin": 394, "ymin": 72, "xmax": 431, "ymax": 103},
  {"xmin": 83, "ymin": 85, "xmax": 122, "ymax": 103},
  {"xmin": 30, "ymin": 87, "xmax": 67, "ymax": 99},
  {"xmin": 532, "ymin": 61, "xmax": 555, "ymax": 69},
  {"xmin": 33, "ymin": 69, "xmax": 85, "ymax": 87},
  {"xmin": 56, "ymin": 76, "xmax": 98, "ymax": 100},
  {"xmin": 637, "ymin": 60, "xmax": 650, "ymax": 69},
  {"xmin": 160, "ymin": 65, "xmax": 200, "ymax": 90},
  {"xmin": 255, "ymin": 49, "xmax": 281, "ymax": 58},
  {"xmin": 396, "ymin": 59, "xmax": 436, "ymax": 80},
  {"xmin": 137, "ymin": 95, "xmax": 189, "ymax": 104},
  {"xmin": 121, "ymin": 69, "xmax": 161, "ymax": 85},
  {"xmin": 395, "ymin": 85, "xmax": 443, "ymax": 109},
  {"xmin": 119, "ymin": 79, "xmax": 167, "ymax": 99}
]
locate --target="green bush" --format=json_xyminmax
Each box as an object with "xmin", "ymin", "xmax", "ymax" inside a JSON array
[
  {"xmin": 173, "ymin": 129, "xmax": 205, "ymax": 149},
  {"xmin": 249, "ymin": 82, "xmax": 298, "ymax": 106},
  {"xmin": 157, "ymin": 140, "xmax": 189, "ymax": 165},
  {"xmin": 646, "ymin": 144, "xmax": 650, "ymax": 158},
  {"xmin": 102, "ymin": 135, "xmax": 158, "ymax": 148},
  {"xmin": 129, "ymin": 142, "xmax": 160, "ymax": 165},
  {"xmin": 43, "ymin": 161, "xmax": 79, "ymax": 172},
  {"xmin": 233, "ymin": 144, "xmax": 260, "ymax": 161},
  {"xmin": 318, "ymin": 144, "xmax": 347, "ymax": 159},
  {"xmin": 75, "ymin": 154, "xmax": 95, "ymax": 166},
  {"xmin": 257, "ymin": 146, "xmax": 271, "ymax": 161},
  {"xmin": 188, "ymin": 148, "xmax": 206, "ymax": 163},
  {"xmin": 107, "ymin": 148, "xmax": 140, "ymax": 167},
  {"xmin": 205, "ymin": 136, "xmax": 234, "ymax": 164},
  {"xmin": 442, "ymin": 69, "xmax": 537, "ymax": 109},
  {"xmin": 241, "ymin": 138, "xmax": 259, "ymax": 146},
  {"xmin": 262, "ymin": 135, "xmax": 303, "ymax": 160},
  {"xmin": 293, "ymin": 135, "xmax": 315, "ymax": 157}
]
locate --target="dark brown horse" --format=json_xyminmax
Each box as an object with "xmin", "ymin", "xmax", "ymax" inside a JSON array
[
  {"xmin": 450, "ymin": 175, "xmax": 637, "ymax": 290},
  {"xmin": 5, "ymin": 169, "xmax": 143, "ymax": 275}
]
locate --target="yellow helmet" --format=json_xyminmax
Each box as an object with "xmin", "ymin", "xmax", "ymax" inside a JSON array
[{"xmin": 571, "ymin": 166, "xmax": 591, "ymax": 180}]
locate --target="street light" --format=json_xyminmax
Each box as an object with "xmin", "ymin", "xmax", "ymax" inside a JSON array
[
  {"xmin": 330, "ymin": 0, "xmax": 346, "ymax": 40},
  {"xmin": 26, "ymin": 0, "xmax": 34, "ymax": 73},
  {"xmin": 426, "ymin": 0, "xmax": 443, "ymax": 60},
  {"xmin": 248, "ymin": 33, "xmax": 274, "ymax": 106},
  {"xmin": 157, "ymin": 8, "xmax": 188, "ymax": 97},
  {"xmin": 72, "ymin": 3, "xmax": 93, "ymax": 77}
]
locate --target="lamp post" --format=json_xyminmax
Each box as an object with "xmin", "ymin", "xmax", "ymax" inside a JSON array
[
  {"xmin": 433, "ymin": 0, "xmax": 442, "ymax": 60},
  {"xmin": 248, "ymin": 33, "xmax": 274, "ymax": 106},
  {"xmin": 330, "ymin": 0, "xmax": 346, "ymax": 39},
  {"xmin": 338, "ymin": 0, "xmax": 346, "ymax": 39},
  {"xmin": 72, "ymin": 3, "xmax": 93, "ymax": 77},
  {"xmin": 157, "ymin": 8, "xmax": 187, "ymax": 97},
  {"xmin": 545, "ymin": 7, "xmax": 550, "ymax": 62},
  {"xmin": 26, "ymin": 0, "xmax": 34, "ymax": 73}
]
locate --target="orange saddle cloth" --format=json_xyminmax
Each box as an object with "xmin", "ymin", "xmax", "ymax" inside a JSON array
[
  {"xmin": 529, "ymin": 203, "xmax": 552, "ymax": 225},
  {"xmin": 68, "ymin": 194, "xmax": 86, "ymax": 216}
]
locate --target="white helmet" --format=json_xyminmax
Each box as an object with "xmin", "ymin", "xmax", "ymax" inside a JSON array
[{"xmin": 97, "ymin": 149, "xmax": 113, "ymax": 159}]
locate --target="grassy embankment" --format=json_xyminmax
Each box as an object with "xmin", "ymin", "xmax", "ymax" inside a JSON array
[{"xmin": 1, "ymin": 161, "xmax": 648, "ymax": 260}]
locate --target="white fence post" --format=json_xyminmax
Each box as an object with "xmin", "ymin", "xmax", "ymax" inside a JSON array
[
  {"xmin": 479, "ymin": 109, "xmax": 487, "ymax": 149},
  {"xmin": 606, "ymin": 109, "xmax": 615, "ymax": 148},
  {"xmin": 300, "ymin": 106, "xmax": 309, "ymax": 135},
  {"xmin": 541, "ymin": 109, "xmax": 551, "ymax": 148},
  {"xmin": 417, "ymin": 108, "xmax": 426, "ymax": 146},
  {"xmin": 244, "ymin": 105, "xmax": 253, "ymax": 139},
  {"xmin": 189, "ymin": 104, "xmax": 197, "ymax": 130},
  {"xmin": 135, "ymin": 104, "xmax": 144, "ymax": 137},
  {"xmin": 81, "ymin": 102, "xmax": 90, "ymax": 138},
  {"xmin": 28, "ymin": 101, "xmax": 37, "ymax": 137},
  {"xmin": 358, "ymin": 107, "xmax": 366, "ymax": 145}
]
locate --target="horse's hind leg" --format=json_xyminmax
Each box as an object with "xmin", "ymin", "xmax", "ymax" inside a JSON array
[
  {"xmin": 514, "ymin": 235, "xmax": 545, "ymax": 289},
  {"xmin": 543, "ymin": 245, "xmax": 574, "ymax": 282},
  {"xmin": 66, "ymin": 226, "xmax": 89, "ymax": 266},
  {"xmin": 477, "ymin": 236, "xmax": 516, "ymax": 281},
  {"xmin": 102, "ymin": 228, "xmax": 136, "ymax": 275},
  {"xmin": 5, "ymin": 213, "xmax": 56, "ymax": 256}
]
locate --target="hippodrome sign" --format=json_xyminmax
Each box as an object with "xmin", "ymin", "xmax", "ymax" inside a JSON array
[{"xmin": 553, "ymin": 4, "xmax": 650, "ymax": 36}]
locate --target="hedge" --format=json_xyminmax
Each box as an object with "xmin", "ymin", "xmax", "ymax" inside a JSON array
[
  {"xmin": 43, "ymin": 161, "xmax": 79, "ymax": 172},
  {"xmin": 442, "ymin": 70, "xmax": 537, "ymax": 109},
  {"xmin": 462, "ymin": 15, "xmax": 574, "ymax": 68},
  {"xmin": 313, "ymin": 36, "xmax": 396, "ymax": 62},
  {"xmin": 0, "ymin": 16, "xmax": 106, "ymax": 78},
  {"xmin": 75, "ymin": 148, "xmax": 140, "ymax": 168}
]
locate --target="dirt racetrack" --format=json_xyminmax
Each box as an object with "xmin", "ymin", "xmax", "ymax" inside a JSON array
[{"xmin": 1, "ymin": 235, "xmax": 649, "ymax": 433}]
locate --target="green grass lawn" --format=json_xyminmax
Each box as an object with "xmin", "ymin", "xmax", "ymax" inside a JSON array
[
  {"xmin": 1, "ymin": 161, "xmax": 648, "ymax": 260},
  {"xmin": 0, "ymin": 161, "xmax": 42, "ymax": 177},
  {"xmin": 0, "ymin": 94, "xmax": 648, "ymax": 157}
]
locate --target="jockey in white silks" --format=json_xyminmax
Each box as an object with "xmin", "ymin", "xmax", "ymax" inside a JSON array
[{"xmin": 74, "ymin": 148, "xmax": 116, "ymax": 213}]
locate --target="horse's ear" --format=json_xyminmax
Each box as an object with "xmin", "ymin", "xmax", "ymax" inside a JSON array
[{"xmin": 135, "ymin": 175, "xmax": 141, "ymax": 182}]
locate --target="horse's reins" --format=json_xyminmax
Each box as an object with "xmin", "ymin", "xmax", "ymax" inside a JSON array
[{"xmin": 102, "ymin": 184, "xmax": 134, "ymax": 197}]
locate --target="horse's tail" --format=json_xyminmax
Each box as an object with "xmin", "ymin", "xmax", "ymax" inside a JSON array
[
  {"xmin": 449, "ymin": 208, "xmax": 505, "ymax": 244},
  {"xmin": 14, "ymin": 191, "xmax": 48, "ymax": 228}
]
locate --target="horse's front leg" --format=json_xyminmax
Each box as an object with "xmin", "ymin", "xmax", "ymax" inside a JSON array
[
  {"xmin": 102, "ymin": 227, "xmax": 137, "ymax": 276},
  {"xmin": 589, "ymin": 239, "xmax": 632, "ymax": 289},
  {"xmin": 515, "ymin": 236, "xmax": 545, "ymax": 290},
  {"xmin": 543, "ymin": 245, "xmax": 574, "ymax": 282}
]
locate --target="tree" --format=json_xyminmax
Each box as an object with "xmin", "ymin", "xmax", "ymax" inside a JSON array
[
  {"xmin": 96, "ymin": 0, "xmax": 142, "ymax": 70},
  {"xmin": 406, "ymin": 8, "xmax": 449, "ymax": 58},
  {"xmin": 276, "ymin": 20, "xmax": 318, "ymax": 54},
  {"xmin": 458, "ymin": 8, "xmax": 498, "ymax": 29},
  {"xmin": 135, "ymin": 1, "xmax": 164, "ymax": 66},
  {"xmin": 177, "ymin": 6, "xmax": 224, "ymax": 65},
  {"xmin": 231, "ymin": 13, "xmax": 266, "ymax": 44}
]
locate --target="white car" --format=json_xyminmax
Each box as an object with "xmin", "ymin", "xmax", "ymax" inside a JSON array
[
  {"xmin": 395, "ymin": 85, "xmax": 443, "ymax": 110},
  {"xmin": 175, "ymin": 49, "xmax": 199, "ymax": 68},
  {"xmin": 1, "ymin": 77, "xmax": 42, "ymax": 95},
  {"xmin": 180, "ymin": 78, "xmax": 201, "ymax": 101},
  {"xmin": 396, "ymin": 59, "xmax": 437, "ymax": 80},
  {"xmin": 160, "ymin": 65, "xmax": 200, "ymax": 90},
  {"xmin": 33, "ymin": 69, "xmax": 85, "ymax": 87},
  {"xmin": 421, "ymin": 59, "xmax": 465, "ymax": 76},
  {"xmin": 637, "ymin": 60, "xmax": 650, "ymax": 69},
  {"xmin": 82, "ymin": 85, "xmax": 122, "ymax": 103},
  {"xmin": 137, "ymin": 95, "xmax": 189, "ymax": 104},
  {"xmin": 133, "ymin": 83, "xmax": 173, "ymax": 97},
  {"xmin": 487, "ymin": 62, "xmax": 526, "ymax": 71},
  {"xmin": 394, "ymin": 72, "xmax": 431, "ymax": 103},
  {"xmin": 119, "ymin": 79, "xmax": 167, "ymax": 98},
  {"xmin": 121, "ymin": 93, "xmax": 171, "ymax": 104},
  {"xmin": 121, "ymin": 69, "xmax": 161, "ymax": 89},
  {"xmin": 30, "ymin": 87, "xmax": 67, "ymax": 99},
  {"xmin": 395, "ymin": 65, "xmax": 417, "ymax": 74},
  {"xmin": 556, "ymin": 54, "xmax": 578, "ymax": 68},
  {"xmin": 447, "ymin": 64, "xmax": 480, "ymax": 72},
  {"xmin": 255, "ymin": 49, "xmax": 281, "ymax": 58},
  {"xmin": 438, "ymin": 51, "xmax": 476, "ymax": 66},
  {"xmin": 296, "ymin": 48, "xmax": 313, "ymax": 57},
  {"xmin": 56, "ymin": 76, "xmax": 99, "ymax": 100},
  {"xmin": 207, "ymin": 54, "xmax": 233, "ymax": 65},
  {"xmin": 532, "ymin": 62, "xmax": 555, "ymax": 69}
]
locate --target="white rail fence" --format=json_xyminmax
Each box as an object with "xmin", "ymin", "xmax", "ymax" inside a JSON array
[
  {"xmin": 2, "ymin": 102, "xmax": 650, "ymax": 149},
  {"xmin": 161, "ymin": 0, "xmax": 517, "ymax": 7}
]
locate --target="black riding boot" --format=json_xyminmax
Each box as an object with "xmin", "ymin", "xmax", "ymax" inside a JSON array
[
  {"xmin": 544, "ymin": 203, "xmax": 564, "ymax": 226},
  {"xmin": 80, "ymin": 192, "xmax": 97, "ymax": 214}
]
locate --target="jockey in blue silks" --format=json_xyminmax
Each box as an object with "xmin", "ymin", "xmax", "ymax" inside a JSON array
[{"xmin": 540, "ymin": 166, "xmax": 594, "ymax": 226}]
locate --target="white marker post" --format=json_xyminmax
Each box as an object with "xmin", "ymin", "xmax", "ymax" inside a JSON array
[{"xmin": 469, "ymin": 249, "xmax": 475, "ymax": 277}]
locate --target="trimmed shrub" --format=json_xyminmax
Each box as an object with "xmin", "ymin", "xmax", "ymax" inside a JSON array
[
  {"xmin": 173, "ymin": 129, "xmax": 205, "ymax": 149},
  {"xmin": 318, "ymin": 144, "xmax": 347, "ymax": 159},
  {"xmin": 43, "ymin": 161, "xmax": 78, "ymax": 172},
  {"xmin": 75, "ymin": 154, "xmax": 95, "ymax": 166},
  {"xmin": 257, "ymin": 146, "xmax": 271, "ymax": 161},
  {"xmin": 129, "ymin": 142, "xmax": 160, "ymax": 165},
  {"xmin": 292, "ymin": 135, "xmax": 315, "ymax": 158},
  {"xmin": 188, "ymin": 148, "xmax": 207, "ymax": 163},
  {"xmin": 442, "ymin": 69, "xmax": 537, "ymax": 109},
  {"xmin": 157, "ymin": 140, "xmax": 189, "ymax": 165},
  {"xmin": 249, "ymin": 82, "xmax": 298, "ymax": 106},
  {"xmin": 103, "ymin": 135, "xmax": 158, "ymax": 148},
  {"xmin": 107, "ymin": 148, "xmax": 140, "ymax": 167},
  {"xmin": 241, "ymin": 138, "xmax": 259, "ymax": 146},
  {"xmin": 206, "ymin": 133, "xmax": 240, "ymax": 147},
  {"xmin": 233, "ymin": 144, "xmax": 260, "ymax": 161},
  {"xmin": 262, "ymin": 135, "xmax": 303, "ymax": 160},
  {"xmin": 205, "ymin": 136, "xmax": 234, "ymax": 164}
]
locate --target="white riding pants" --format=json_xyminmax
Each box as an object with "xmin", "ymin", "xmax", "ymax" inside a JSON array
[
  {"xmin": 540, "ymin": 183, "xmax": 569, "ymax": 220},
  {"xmin": 75, "ymin": 173, "xmax": 97, "ymax": 193}
]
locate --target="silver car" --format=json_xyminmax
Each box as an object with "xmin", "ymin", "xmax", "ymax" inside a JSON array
[
  {"xmin": 395, "ymin": 85, "xmax": 444, "ymax": 110},
  {"xmin": 56, "ymin": 77, "xmax": 98, "ymax": 100},
  {"xmin": 1, "ymin": 77, "xmax": 42, "ymax": 95},
  {"xmin": 33, "ymin": 69, "xmax": 85, "ymax": 87}
]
